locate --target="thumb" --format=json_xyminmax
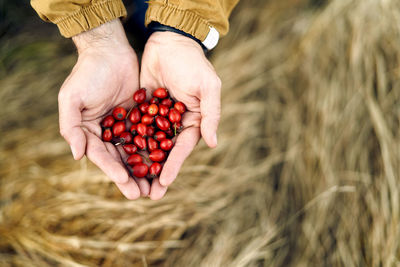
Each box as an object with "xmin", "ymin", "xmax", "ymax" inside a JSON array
[
  {"xmin": 200, "ymin": 77, "xmax": 221, "ymax": 148},
  {"xmin": 58, "ymin": 93, "xmax": 86, "ymax": 160}
]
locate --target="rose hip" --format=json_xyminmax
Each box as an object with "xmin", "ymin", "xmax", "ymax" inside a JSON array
[
  {"xmin": 141, "ymin": 114, "xmax": 154, "ymax": 125},
  {"xmin": 133, "ymin": 88, "xmax": 146, "ymax": 104},
  {"xmin": 149, "ymin": 149, "xmax": 166, "ymax": 162},
  {"xmin": 174, "ymin": 102, "xmax": 186, "ymax": 114},
  {"xmin": 148, "ymin": 104, "xmax": 159, "ymax": 116},
  {"xmin": 123, "ymin": 144, "xmax": 137, "ymax": 154},
  {"xmin": 165, "ymin": 128, "xmax": 174, "ymax": 137},
  {"xmin": 160, "ymin": 139, "xmax": 173, "ymax": 151},
  {"xmin": 102, "ymin": 128, "xmax": 113, "ymax": 142},
  {"xmin": 101, "ymin": 115, "xmax": 115, "ymax": 128},
  {"xmin": 147, "ymin": 126, "xmax": 155, "ymax": 137},
  {"xmin": 112, "ymin": 107, "xmax": 127, "ymax": 120},
  {"xmin": 112, "ymin": 121, "xmax": 126, "ymax": 137},
  {"xmin": 132, "ymin": 163, "xmax": 148, "ymax": 178},
  {"xmin": 137, "ymin": 123, "xmax": 147, "ymax": 137},
  {"xmin": 147, "ymin": 137, "xmax": 158, "ymax": 152},
  {"xmin": 134, "ymin": 135, "xmax": 147, "ymax": 150},
  {"xmin": 153, "ymin": 88, "xmax": 169, "ymax": 99},
  {"xmin": 154, "ymin": 131, "xmax": 167, "ymax": 141},
  {"xmin": 130, "ymin": 124, "xmax": 137, "ymax": 135},
  {"xmin": 155, "ymin": 116, "xmax": 170, "ymax": 131},
  {"xmin": 128, "ymin": 108, "xmax": 141, "ymax": 124},
  {"xmin": 149, "ymin": 97, "xmax": 159, "ymax": 104},
  {"xmin": 158, "ymin": 104, "xmax": 169, "ymax": 117},
  {"xmin": 139, "ymin": 102, "xmax": 150, "ymax": 114},
  {"xmin": 127, "ymin": 154, "xmax": 142, "ymax": 165},
  {"xmin": 168, "ymin": 109, "xmax": 181, "ymax": 123},
  {"xmin": 98, "ymin": 86, "xmax": 187, "ymax": 181},
  {"xmin": 175, "ymin": 121, "xmax": 183, "ymax": 133},
  {"xmin": 149, "ymin": 162, "xmax": 162, "ymax": 178},
  {"xmin": 119, "ymin": 132, "xmax": 133, "ymax": 144},
  {"xmin": 161, "ymin": 98, "xmax": 173, "ymax": 107}
]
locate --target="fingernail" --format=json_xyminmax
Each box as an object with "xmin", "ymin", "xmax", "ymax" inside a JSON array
[
  {"xmin": 159, "ymin": 179, "xmax": 168, "ymax": 187},
  {"xmin": 213, "ymin": 133, "xmax": 218, "ymax": 146},
  {"xmin": 71, "ymin": 146, "xmax": 77, "ymax": 159}
]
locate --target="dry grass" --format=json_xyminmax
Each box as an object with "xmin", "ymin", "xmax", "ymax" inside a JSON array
[{"xmin": 1, "ymin": 0, "xmax": 400, "ymax": 266}]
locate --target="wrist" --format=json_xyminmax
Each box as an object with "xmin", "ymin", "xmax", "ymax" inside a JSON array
[
  {"xmin": 147, "ymin": 31, "xmax": 204, "ymax": 54},
  {"xmin": 147, "ymin": 22, "xmax": 208, "ymax": 54},
  {"xmin": 72, "ymin": 19, "xmax": 131, "ymax": 55}
]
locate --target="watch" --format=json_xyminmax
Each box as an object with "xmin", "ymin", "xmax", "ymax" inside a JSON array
[{"xmin": 147, "ymin": 22, "xmax": 220, "ymax": 53}]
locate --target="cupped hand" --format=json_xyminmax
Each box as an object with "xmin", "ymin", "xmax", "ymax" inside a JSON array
[
  {"xmin": 140, "ymin": 31, "xmax": 221, "ymax": 200},
  {"xmin": 58, "ymin": 19, "xmax": 150, "ymax": 199}
]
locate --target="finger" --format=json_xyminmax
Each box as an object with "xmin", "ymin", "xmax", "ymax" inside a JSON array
[
  {"xmin": 149, "ymin": 178, "xmax": 168, "ymax": 200},
  {"xmin": 58, "ymin": 94, "xmax": 86, "ymax": 160},
  {"xmin": 134, "ymin": 178, "xmax": 151, "ymax": 197},
  {"xmin": 114, "ymin": 144, "xmax": 151, "ymax": 197},
  {"xmin": 200, "ymin": 77, "xmax": 221, "ymax": 148},
  {"xmin": 159, "ymin": 127, "xmax": 200, "ymax": 187},
  {"xmin": 115, "ymin": 179, "xmax": 141, "ymax": 200},
  {"xmin": 84, "ymin": 130, "xmax": 131, "ymax": 185}
]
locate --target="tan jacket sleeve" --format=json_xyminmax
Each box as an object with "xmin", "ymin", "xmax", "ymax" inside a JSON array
[
  {"xmin": 145, "ymin": 0, "xmax": 240, "ymax": 42},
  {"xmin": 30, "ymin": 0, "xmax": 127, "ymax": 37}
]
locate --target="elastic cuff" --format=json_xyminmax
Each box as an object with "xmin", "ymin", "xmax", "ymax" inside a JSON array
[
  {"xmin": 145, "ymin": 2, "xmax": 211, "ymax": 42},
  {"xmin": 55, "ymin": 0, "xmax": 127, "ymax": 38}
]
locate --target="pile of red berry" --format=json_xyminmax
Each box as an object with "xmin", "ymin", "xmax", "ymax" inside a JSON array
[{"xmin": 100, "ymin": 88, "xmax": 186, "ymax": 179}]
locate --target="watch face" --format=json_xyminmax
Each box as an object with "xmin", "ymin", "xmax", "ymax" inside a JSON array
[{"xmin": 203, "ymin": 27, "xmax": 219, "ymax": 50}]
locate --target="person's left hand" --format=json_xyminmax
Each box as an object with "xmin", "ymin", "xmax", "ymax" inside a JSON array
[{"xmin": 140, "ymin": 31, "xmax": 222, "ymax": 200}]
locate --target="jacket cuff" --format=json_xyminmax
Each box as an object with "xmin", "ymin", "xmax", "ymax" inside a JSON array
[
  {"xmin": 145, "ymin": 2, "xmax": 211, "ymax": 42},
  {"xmin": 55, "ymin": 0, "xmax": 127, "ymax": 38}
]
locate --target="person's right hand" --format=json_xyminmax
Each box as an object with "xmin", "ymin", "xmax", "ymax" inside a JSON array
[{"xmin": 58, "ymin": 19, "xmax": 150, "ymax": 199}]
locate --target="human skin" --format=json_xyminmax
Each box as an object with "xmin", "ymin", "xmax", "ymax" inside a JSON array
[
  {"xmin": 58, "ymin": 19, "xmax": 149, "ymax": 199},
  {"xmin": 58, "ymin": 19, "xmax": 221, "ymax": 200},
  {"xmin": 140, "ymin": 31, "xmax": 221, "ymax": 200}
]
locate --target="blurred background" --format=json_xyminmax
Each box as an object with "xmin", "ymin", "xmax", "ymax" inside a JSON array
[{"xmin": 1, "ymin": 0, "xmax": 400, "ymax": 266}]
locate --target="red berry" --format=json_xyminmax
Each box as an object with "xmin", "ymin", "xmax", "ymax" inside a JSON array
[
  {"xmin": 158, "ymin": 104, "xmax": 169, "ymax": 117},
  {"xmin": 147, "ymin": 137, "xmax": 158, "ymax": 152},
  {"xmin": 149, "ymin": 162, "xmax": 162, "ymax": 178},
  {"xmin": 165, "ymin": 128, "xmax": 174, "ymax": 137},
  {"xmin": 161, "ymin": 98, "xmax": 173, "ymax": 107},
  {"xmin": 134, "ymin": 135, "xmax": 147, "ymax": 150},
  {"xmin": 101, "ymin": 115, "xmax": 115, "ymax": 128},
  {"xmin": 141, "ymin": 114, "xmax": 154, "ymax": 125},
  {"xmin": 112, "ymin": 121, "xmax": 126, "ymax": 137},
  {"xmin": 119, "ymin": 132, "xmax": 133, "ymax": 144},
  {"xmin": 139, "ymin": 102, "xmax": 150, "ymax": 114},
  {"xmin": 123, "ymin": 144, "xmax": 137, "ymax": 154},
  {"xmin": 128, "ymin": 108, "xmax": 141, "ymax": 124},
  {"xmin": 130, "ymin": 124, "xmax": 137, "ymax": 135},
  {"xmin": 148, "ymin": 104, "xmax": 159, "ymax": 116},
  {"xmin": 153, "ymin": 88, "xmax": 169, "ymax": 99},
  {"xmin": 132, "ymin": 163, "xmax": 148, "ymax": 178},
  {"xmin": 160, "ymin": 139, "xmax": 173, "ymax": 151},
  {"xmin": 147, "ymin": 126, "xmax": 155, "ymax": 137},
  {"xmin": 174, "ymin": 102, "xmax": 186, "ymax": 114},
  {"xmin": 102, "ymin": 128, "xmax": 113, "ymax": 142},
  {"xmin": 112, "ymin": 106, "xmax": 127, "ymax": 120},
  {"xmin": 168, "ymin": 109, "xmax": 181, "ymax": 123},
  {"xmin": 150, "ymin": 97, "xmax": 159, "ymax": 104},
  {"xmin": 154, "ymin": 131, "xmax": 167, "ymax": 141},
  {"xmin": 155, "ymin": 116, "xmax": 170, "ymax": 131},
  {"xmin": 149, "ymin": 149, "xmax": 166, "ymax": 162},
  {"xmin": 175, "ymin": 121, "xmax": 183, "ymax": 133},
  {"xmin": 133, "ymin": 88, "xmax": 146, "ymax": 104},
  {"xmin": 127, "ymin": 154, "xmax": 142, "ymax": 165},
  {"xmin": 137, "ymin": 123, "xmax": 147, "ymax": 137}
]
